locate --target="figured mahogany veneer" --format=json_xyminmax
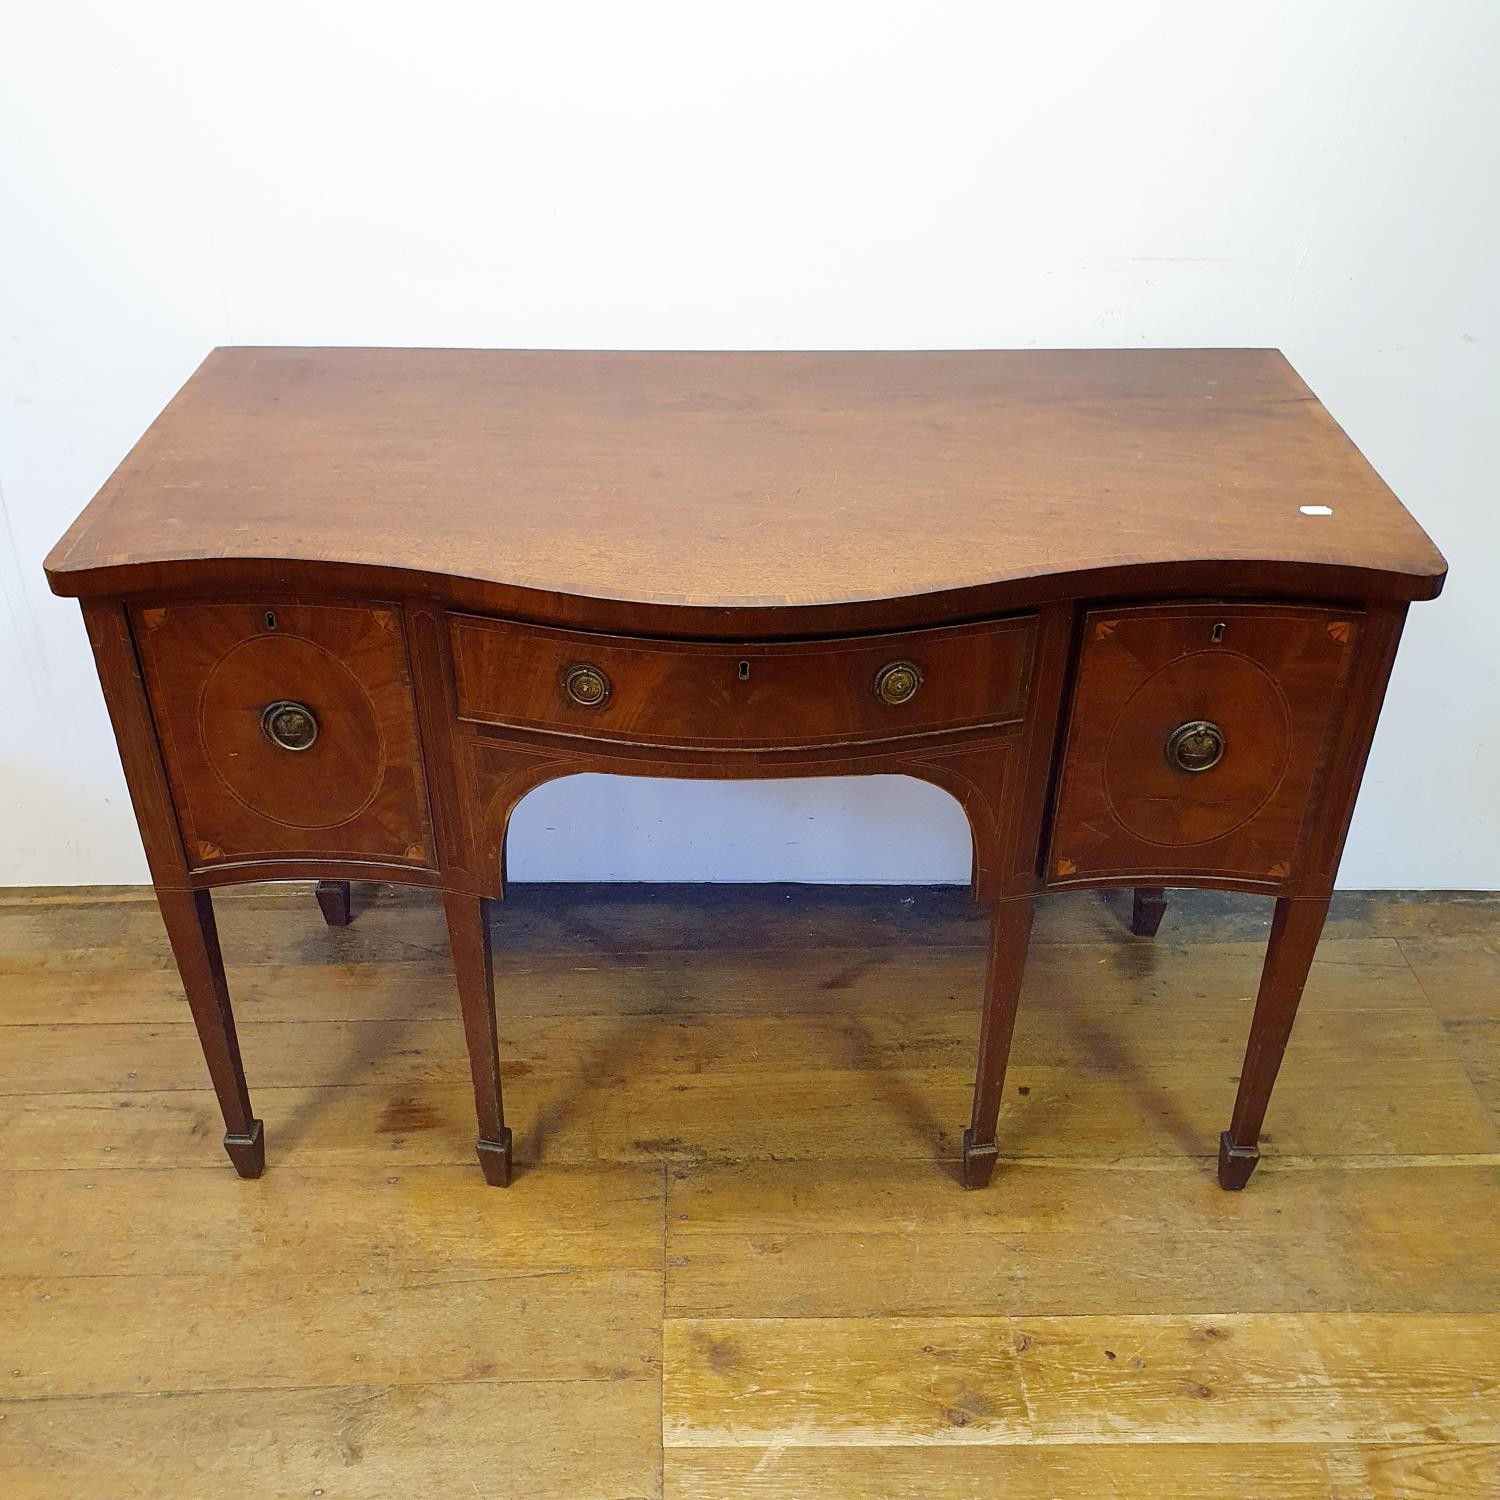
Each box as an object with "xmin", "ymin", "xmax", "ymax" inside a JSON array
[
  {"xmin": 45, "ymin": 347, "xmax": 1446, "ymax": 1196},
  {"xmin": 1049, "ymin": 603, "xmax": 1359, "ymax": 889},
  {"xmin": 451, "ymin": 613, "xmax": 1035, "ymax": 749},
  {"xmin": 133, "ymin": 602, "xmax": 433, "ymax": 872}
]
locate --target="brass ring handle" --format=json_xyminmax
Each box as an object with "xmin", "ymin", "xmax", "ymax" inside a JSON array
[
  {"xmin": 1166, "ymin": 719, "xmax": 1225, "ymax": 773},
  {"xmin": 563, "ymin": 664, "xmax": 611, "ymax": 708},
  {"xmin": 260, "ymin": 700, "xmax": 319, "ymax": 752},
  {"xmin": 874, "ymin": 660, "xmax": 923, "ymax": 706}
]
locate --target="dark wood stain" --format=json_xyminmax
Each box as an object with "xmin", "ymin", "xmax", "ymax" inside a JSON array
[{"xmin": 377, "ymin": 1097, "xmax": 440, "ymax": 1134}]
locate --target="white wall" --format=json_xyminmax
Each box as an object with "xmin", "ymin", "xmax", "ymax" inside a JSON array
[{"xmin": 2, "ymin": 1, "xmax": 1496, "ymax": 888}]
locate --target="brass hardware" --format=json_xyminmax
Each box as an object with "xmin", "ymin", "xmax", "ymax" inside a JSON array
[
  {"xmin": 564, "ymin": 664, "xmax": 610, "ymax": 708},
  {"xmin": 1166, "ymin": 719, "xmax": 1224, "ymax": 773},
  {"xmin": 1211, "ymin": 621, "xmax": 1225, "ymax": 644},
  {"xmin": 260, "ymin": 700, "xmax": 319, "ymax": 751},
  {"xmin": 874, "ymin": 660, "xmax": 923, "ymax": 706}
]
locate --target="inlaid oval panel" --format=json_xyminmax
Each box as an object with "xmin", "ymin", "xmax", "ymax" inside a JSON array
[
  {"xmin": 131, "ymin": 601, "xmax": 433, "ymax": 871},
  {"xmin": 1048, "ymin": 603, "xmax": 1359, "ymax": 889},
  {"xmin": 200, "ymin": 635, "xmax": 385, "ymax": 828},
  {"xmin": 1102, "ymin": 651, "xmax": 1292, "ymax": 847}
]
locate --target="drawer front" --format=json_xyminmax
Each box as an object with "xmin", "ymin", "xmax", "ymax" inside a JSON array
[
  {"xmin": 1048, "ymin": 603, "xmax": 1359, "ymax": 887},
  {"xmin": 134, "ymin": 602, "xmax": 433, "ymax": 870},
  {"xmin": 451, "ymin": 614, "xmax": 1035, "ymax": 749}
]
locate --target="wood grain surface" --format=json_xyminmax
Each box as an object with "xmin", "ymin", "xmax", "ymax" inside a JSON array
[
  {"xmin": 450, "ymin": 611, "xmax": 1034, "ymax": 748},
  {"xmin": 1, "ymin": 882, "xmax": 1496, "ymax": 1497},
  {"xmin": 43, "ymin": 350, "xmax": 1448, "ymax": 1204},
  {"xmin": 1049, "ymin": 603, "xmax": 1358, "ymax": 887},
  {"xmin": 44, "ymin": 348, "xmax": 1446, "ymax": 631},
  {"xmin": 133, "ymin": 601, "xmax": 433, "ymax": 872}
]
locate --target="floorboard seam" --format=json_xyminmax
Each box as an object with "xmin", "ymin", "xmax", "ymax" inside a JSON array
[{"xmin": 0, "ymin": 1373, "xmax": 656, "ymax": 1406}]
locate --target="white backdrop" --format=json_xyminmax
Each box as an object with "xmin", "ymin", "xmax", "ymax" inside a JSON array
[{"xmin": 2, "ymin": 2, "xmax": 1496, "ymax": 888}]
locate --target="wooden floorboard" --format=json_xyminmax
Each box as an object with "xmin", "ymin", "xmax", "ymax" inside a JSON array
[
  {"xmin": 663, "ymin": 1442, "xmax": 1500, "ymax": 1499},
  {"xmin": 665, "ymin": 1158, "xmax": 1500, "ymax": 1318},
  {"xmin": 1, "ymin": 1380, "xmax": 663, "ymax": 1500},
  {"xmin": 0, "ymin": 882, "xmax": 1496, "ymax": 1498},
  {"xmin": 662, "ymin": 1311, "xmax": 1500, "ymax": 1444}
]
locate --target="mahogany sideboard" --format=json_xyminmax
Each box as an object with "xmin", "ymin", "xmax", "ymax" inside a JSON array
[{"xmin": 44, "ymin": 348, "xmax": 1447, "ymax": 1192}]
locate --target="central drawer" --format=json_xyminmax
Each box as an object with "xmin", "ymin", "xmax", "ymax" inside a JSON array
[{"xmin": 450, "ymin": 613, "xmax": 1035, "ymax": 749}]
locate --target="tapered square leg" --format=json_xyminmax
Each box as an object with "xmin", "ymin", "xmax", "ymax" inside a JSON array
[
  {"xmin": 1130, "ymin": 886, "xmax": 1168, "ymax": 937},
  {"xmin": 224, "ymin": 1119, "xmax": 266, "ymax": 1179},
  {"xmin": 476, "ymin": 1130, "xmax": 514, "ymax": 1187},
  {"xmin": 961, "ymin": 1129, "xmax": 999, "ymax": 1189},
  {"xmin": 962, "ymin": 897, "xmax": 1035, "ymax": 1189},
  {"xmin": 1217, "ymin": 1132, "xmax": 1258, "ymax": 1190},
  {"xmin": 443, "ymin": 890, "xmax": 513, "ymax": 1186},
  {"xmin": 1218, "ymin": 896, "xmax": 1331, "ymax": 1190},
  {"xmin": 315, "ymin": 879, "xmax": 353, "ymax": 927},
  {"xmin": 155, "ymin": 887, "xmax": 265, "ymax": 1177}
]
